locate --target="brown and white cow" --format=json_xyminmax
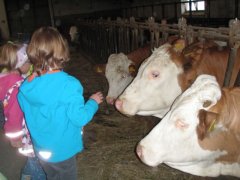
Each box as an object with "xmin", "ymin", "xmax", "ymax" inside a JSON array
[
  {"xmin": 94, "ymin": 36, "xmax": 181, "ymax": 105},
  {"xmin": 115, "ymin": 40, "xmax": 240, "ymax": 118},
  {"xmin": 136, "ymin": 74, "xmax": 240, "ymax": 177},
  {"xmin": 94, "ymin": 45, "xmax": 151, "ymax": 104}
]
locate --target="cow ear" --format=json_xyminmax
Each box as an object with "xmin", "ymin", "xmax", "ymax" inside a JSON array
[
  {"xmin": 180, "ymin": 43, "xmax": 202, "ymax": 72},
  {"xmin": 183, "ymin": 42, "xmax": 204, "ymax": 65},
  {"xmin": 196, "ymin": 109, "xmax": 218, "ymax": 140},
  {"xmin": 172, "ymin": 39, "xmax": 186, "ymax": 53},
  {"xmin": 129, "ymin": 64, "xmax": 137, "ymax": 77},
  {"xmin": 93, "ymin": 64, "xmax": 106, "ymax": 74}
]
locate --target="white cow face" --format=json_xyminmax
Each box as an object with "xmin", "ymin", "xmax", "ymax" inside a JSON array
[
  {"xmin": 136, "ymin": 75, "xmax": 223, "ymax": 176},
  {"xmin": 115, "ymin": 44, "xmax": 183, "ymax": 118},
  {"xmin": 105, "ymin": 53, "xmax": 134, "ymax": 104}
]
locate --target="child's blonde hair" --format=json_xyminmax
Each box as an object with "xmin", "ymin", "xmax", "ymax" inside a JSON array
[
  {"xmin": 27, "ymin": 27, "xmax": 70, "ymax": 75},
  {"xmin": 0, "ymin": 42, "xmax": 20, "ymax": 71}
]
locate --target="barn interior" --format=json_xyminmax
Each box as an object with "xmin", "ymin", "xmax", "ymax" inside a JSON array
[{"xmin": 0, "ymin": 0, "xmax": 240, "ymax": 180}]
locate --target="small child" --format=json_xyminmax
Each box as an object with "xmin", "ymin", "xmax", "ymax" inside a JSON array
[
  {"xmin": 0, "ymin": 42, "xmax": 46, "ymax": 179},
  {"xmin": 18, "ymin": 26, "xmax": 103, "ymax": 179}
]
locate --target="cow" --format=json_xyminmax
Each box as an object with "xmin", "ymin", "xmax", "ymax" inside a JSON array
[
  {"xmin": 69, "ymin": 26, "xmax": 78, "ymax": 43},
  {"xmin": 115, "ymin": 39, "xmax": 240, "ymax": 118},
  {"xmin": 94, "ymin": 36, "xmax": 180, "ymax": 105},
  {"xmin": 135, "ymin": 74, "xmax": 240, "ymax": 178},
  {"xmin": 94, "ymin": 45, "xmax": 151, "ymax": 104}
]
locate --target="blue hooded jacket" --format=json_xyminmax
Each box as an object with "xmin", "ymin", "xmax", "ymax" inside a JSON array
[{"xmin": 18, "ymin": 71, "xmax": 98, "ymax": 162}]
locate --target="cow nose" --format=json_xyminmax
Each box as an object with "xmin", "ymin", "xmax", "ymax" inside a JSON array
[
  {"xmin": 106, "ymin": 96, "xmax": 115, "ymax": 105},
  {"xmin": 136, "ymin": 144, "xmax": 143, "ymax": 159},
  {"xmin": 115, "ymin": 99, "xmax": 123, "ymax": 110}
]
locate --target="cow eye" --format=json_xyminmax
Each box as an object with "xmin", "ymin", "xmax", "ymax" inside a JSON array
[{"xmin": 151, "ymin": 71, "xmax": 159, "ymax": 78}]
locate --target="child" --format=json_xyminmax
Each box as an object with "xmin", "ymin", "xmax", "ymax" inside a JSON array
[
  {"xmin": 0, "ymin": 42, "xmax": 46, "ymax": 179},
  {"xmin": 18, "ymin": 26, "xmax": 103, "ymax": 179}
]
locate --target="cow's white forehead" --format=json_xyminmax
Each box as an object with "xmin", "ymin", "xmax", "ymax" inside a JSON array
[
  {"xmin": 106, "ymin": 53, "xmax": 131, "ymax": 74},
  {"xmin": 150, "ymin": 44, "xmax": 171, "ymax": 62},
  {"xmin": 107, "ymin": 53, "xmax": 130, "ymax": 66},
  {"xmin": 152, "ymin": 43, "xmax": 171, "ymax": 56},
  {"xmin": 171, "ymin": 75, "xmax": 221, "ymax": 118},
  {"xmin": 138, "ymin": 44, "xmax": 172, "ymax": 72}
]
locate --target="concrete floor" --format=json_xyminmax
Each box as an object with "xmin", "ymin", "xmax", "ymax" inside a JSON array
[{"xmin": 0, "ymin": 129, "xmax": 26, "ymax": 180}]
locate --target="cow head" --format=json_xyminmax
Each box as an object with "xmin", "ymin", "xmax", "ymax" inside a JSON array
[
  {"xmin": 115, "ymin": 39, "xmax": 203, "ymax": 118},
  {"xmin": 105, "ymin": 53, "xmax": 135, "ymax": 105},
  {"xmin": 135, "ymin": 75, "xmax": 229, "ymax": 177},
  {"xmin": 69, "ymin": 26, "xmax": 78, "ymax": 43}
]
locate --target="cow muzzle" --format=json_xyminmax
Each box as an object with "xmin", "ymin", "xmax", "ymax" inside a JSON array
[
  {"xmin": 136, "ymin": 143, "xmax": 161, "ymax": 167},
  {"xmin": 115, "ymin": 98, "xmax": 123, "ymax": 111},
  {"xmin": 136, "ymin": 144, "xmax": 144, "ymax": 159},
  {"xmin": 115, "ymin": 98, "xmax": 137, "ymax": 117}
]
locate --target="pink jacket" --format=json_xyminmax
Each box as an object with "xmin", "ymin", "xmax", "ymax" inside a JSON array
[{"xmin": 0, "ymin": 72, "xmax": 23, "ymax": 138}]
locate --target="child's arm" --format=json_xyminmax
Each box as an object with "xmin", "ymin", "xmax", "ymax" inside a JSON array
[
  {"xmin": 4, "ymin": 89, "xmax": 24, "ymax": 148},
  {"xmin": 65, "ymin": 80, "xmax": 103, "ymax": 127}
]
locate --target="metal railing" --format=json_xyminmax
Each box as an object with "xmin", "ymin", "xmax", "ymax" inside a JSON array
[{"xmin": 77, "ymin": 17, "xmax": 240, "ymax": 87}]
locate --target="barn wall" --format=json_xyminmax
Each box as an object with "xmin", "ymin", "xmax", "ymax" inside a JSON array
[
  {"xmin": 52, "ymin": 0, "xmax": 239, "ymax": 19},
  {"xmin": 1, "ymin": 0, "xmax": 240, "ymax": 40},
  {"xmin": 49, "ymin": 0, "xmax": 240, "ymax": 29},
  {"xmin": 53, "ymin": 0, "xmax": 124, "ymax": 17},
  {"xmin": 3, "ymin": 0, "xmax": 51, "ymax": 41},
  {"xmin": 210, "ymin": 1, "xmax": 234, "ymax": 18}
]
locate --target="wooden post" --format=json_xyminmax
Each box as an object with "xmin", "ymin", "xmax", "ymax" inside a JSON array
[
  {"xmin": 224, "ymin": 18, "xmax": 240, "ymax": 87},
  {"xmin": 48, "ymin": 0, "xmax": 55, "ymax": 27}
]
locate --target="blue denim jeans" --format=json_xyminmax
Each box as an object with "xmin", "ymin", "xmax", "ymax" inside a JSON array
[
  {"xmin": 39, "ymin": 155, "xmax": 77, "ymax": 180},
  {"xmin": 21, "ymin": 157, "xmax": 46, "ymax": 180}
]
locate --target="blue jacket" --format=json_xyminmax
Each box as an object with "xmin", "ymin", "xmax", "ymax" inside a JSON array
[{"xmin": 18, "ymin": 71, "xmax": 98, "ymax": 162}]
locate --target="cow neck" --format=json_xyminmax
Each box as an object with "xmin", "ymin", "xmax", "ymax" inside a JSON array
[{"xmin": 28, "ymin": 69, "xmax": 61, "ymax": 82}]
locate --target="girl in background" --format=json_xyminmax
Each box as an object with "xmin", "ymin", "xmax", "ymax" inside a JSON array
[{"xmin": 0, "ymin": 42, "xmax": 46, "ymax": 180}]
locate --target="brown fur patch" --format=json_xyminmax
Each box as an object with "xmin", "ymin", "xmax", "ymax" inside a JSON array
[
  {"xmin": 197, "ymin": 109, "xmax": 219, "ymax": 140},
  {"xmin": 175, "ymin": 40, "xmax": 231, "ymax": 92},
  {"xmin": 127, "ymin": 45, "xmax": 151, "ymax": 68},
  {"xmin": 128, "ymin": 64, "xmax": 137, "ymax": 77},
  {"xmin": 198, "ymin": 88, "xmax": 240, "ymax": 163}
]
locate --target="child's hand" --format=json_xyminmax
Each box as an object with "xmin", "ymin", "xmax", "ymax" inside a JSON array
[{"xmin": 90, "ymin": 91, "xmax": 104, "ymax": 104}]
